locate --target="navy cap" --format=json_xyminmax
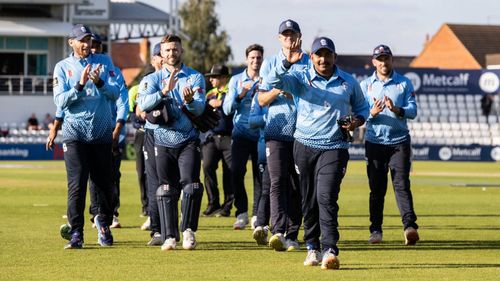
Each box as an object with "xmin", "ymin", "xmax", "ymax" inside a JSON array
[
  {"xmin": 205, "ymin": 65, "xmax": 230, "ymax": 77},
  {"xmin": 146, "ymin": 102, "xmax": 169, "ymax": 125},
  {"xmin": 152, "ymin": 43, "xmax": 161, "ymax": 56},
  {"xmin": 279, "ymin": 19, "xmax": 301, "ymax": 34},
  {"xmin": 91, "ymin": 33, "xmax": 102, "ymax": 43},
  {"xmin": 311, "ymin": 37, "xmax": 335, "ymax": 54},
  {"xmin": 372, "ymin": 44, "xmax": 392, "ymax": 59},
  {"xmin": 69, "ymin": 24, "xmax": 92, "ymax": 41}
]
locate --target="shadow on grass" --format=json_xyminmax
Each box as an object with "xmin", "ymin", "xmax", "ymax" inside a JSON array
[
  {"xmin": 340, "ymin": 214, "xmax": 500, "ymax": 218},
  {"xmin": 340, "ymin": 225, "xmax": 500, "ymax": 231},
  {"xmin": 340, "ymin": 240, "xmax": 500, "ymax": 251},
  {"xmin": 344, "ymin": 263, "xmax": 500, "ymax": 270}
]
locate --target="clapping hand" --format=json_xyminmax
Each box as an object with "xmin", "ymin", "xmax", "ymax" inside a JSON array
[
  {"xmin": 88, "ymin": 64, "xmax": 102, "ymax": 84},
  {"xmin": 370, "ymin": 97, "xmax": 385, "ymax": 117},
  {"xmin": 162, "ymin": 68, "xmax": 179, "ymax": 95}
]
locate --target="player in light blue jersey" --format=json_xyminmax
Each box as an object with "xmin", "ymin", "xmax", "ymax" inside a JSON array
[
  {"xmin": 249, "ymin": 92, "xmax": 271, "ymax": 246},
  {"xmin": 222, "ymin": 44, "xmax": 264, "ymax": 230},
  {"xmin": 258, "ymin": 19, "xmax": 307, "ymax": 252},
  {"xmin": 360, "ymin": 44, "xmax": 419, "ymax": 246},
  {"xmin": 266, "ymin": 36, "xmax": 369, "ymax": 269},
  {"xmin": 134, "ymin": 43, "xmax": 164, "ymax": 245},
  {"xmin": 53, "ymin": 24, "xmax": 120, "ymax": 249},
  {"xmin": 86, "ymin": 33, "xmax": 129, "ymax": 230},
  {"xmin": 138, "ymin": 35, "xmax": 205, "ymax": 251}
]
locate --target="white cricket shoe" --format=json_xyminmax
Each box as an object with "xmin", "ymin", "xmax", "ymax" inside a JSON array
[
  {"xmin": 252, "ymin": 226, "xmax": 269, "ymax": 245},
  {"xmin": 141, "ymin": 217, "xmax": 151, "ymax": 231},
  {"xmin": 233, "ymin": 212, "xmax": 249, "ymax": 230},
  {"xmin": 303, "ymin": 249, "xmax": 322, "ymax": 266},
  {"xmin": 161, "ymin": 237, "xmax": 176, "ymax": 251},
  {"xmin": 182, "ymin": 228, "xmax": 197, "ymax": 250}
]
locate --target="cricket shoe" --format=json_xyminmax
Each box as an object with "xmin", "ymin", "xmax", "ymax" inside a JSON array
[
  {"xmin": 252, "ymin": 226, "xmax": 269, "ymax": 245},
  {"xmin": 268, "ymin": 233, "xmax": 286, "ymax": 251},
  {"xmin": 64, "ymin": 231, "xmax": 83, "ymax": 250},
  {"xmin": 95, "ymin": 215, "xmax": 113, "ymax": 247},
  {"xmin": 233, "ymin": 212, "xmax": 249, "ymax": 230},
  {"xmin": 320, "ymin": 248, "xmax": 340, "ymax": 270},
  {"xmin": 110, "ymin": 216, "xmax": 121, "ymax": 228},
  {"xmin": 404, "ymin": 227, "xmax": 420, "ymax": 245},
  {"xmin": 182, "ymin": 228, "xmax": 197, "ymax": 250},
  {"xmin": 147, "ymin": 232, "xmax": 163, "ymax": 246},
  {"xmin": 303, "ymin": 249, "xmax": 322, "ymax": 266},
  {"xmin": 161, "ymin": 237, "xmax": 177, "ymax": 251},
  {"xmin": 369, "ymin": 231, "xmax": 383, "ymax": 244}
]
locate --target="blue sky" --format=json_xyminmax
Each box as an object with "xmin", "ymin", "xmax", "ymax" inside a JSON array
[{"xmin": 145, "ymin": 0, "xmax": 500, "ymax": 64}]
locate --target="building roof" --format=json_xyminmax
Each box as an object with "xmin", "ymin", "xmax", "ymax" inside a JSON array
[
  {"xmin": 110, "ymin": 1, "xmax": 171, "ymax": 23},
  {"xmin": 447, "ymin": 24, "xmax": 500, "ymax": 68}
]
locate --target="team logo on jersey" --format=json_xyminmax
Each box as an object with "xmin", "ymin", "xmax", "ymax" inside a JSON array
[
  {"xmin": 109, "ymin": 70, "xmax": 115, "ymax": 77},
  {"xmin": 68, "ymin": 70, "xmax": 73, "ymax": 77},
  {"xmin": 86, "ymin": 88, "xmax": 92, "ymax": 96},
  {"xmin": 53, "ymin": 77, "xmax": 58, "ymax": 87}
]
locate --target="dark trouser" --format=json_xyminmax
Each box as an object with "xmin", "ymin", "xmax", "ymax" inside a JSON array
[
  {"xmin": 293, "ymin": 141, "xmax": 349, "ymax": 255},
  {"xmin": 134, "ymin": 129, "xmax": 148, "ymax": 215},
  {"xmin": 255, "ymin": 163, "xmax": 270, "ymax": 227},
  {"xmin": 202, "ymin": 134, "xmax": 233, "ymax": 211},
  {"xmin": 64, "ymin": 141, "xmax": 114, "ymax": 235},
  {"xmin": 89, "ymin": 142, "xmax": 123, "ymax": 219},
  {"xmin": 231, "ymin": 137, "xmax": 260, "ymax": 217},
  {"xmin": 155, "ymin": 140, "xmax": 202, "ymax": 234},
  {"xmin": 267, "ymin": 140, "xmax": 302, "ymax": 241},
  {"xmin": 365, "ymin": 140, "xmax": 418, "ymax": 233},
  {"xmin": 144, "ymin": 129, "xmax": 160, "ymax": 235}
]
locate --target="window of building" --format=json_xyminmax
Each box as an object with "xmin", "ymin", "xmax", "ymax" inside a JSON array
[{"xmin": 27, "ymin": 54, "xmax": 47, "ymax": 75}]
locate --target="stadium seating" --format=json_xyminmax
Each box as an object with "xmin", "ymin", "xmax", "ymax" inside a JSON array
[{"xmin": 408, "ymin": 93, "xmax": 498, "ymax": 146}]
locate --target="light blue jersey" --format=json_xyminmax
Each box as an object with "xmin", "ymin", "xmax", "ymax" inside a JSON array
[
  {"xmin": 222, "ymin": 69, "xmax": 260, "ymax": 141},
  {"xmin": 137, "ymin": 71, "xmax": 159, "ymax": 131},
  {"xmin": 53, "ymin": 63, "xmax": 128, "ymax": 143},
  {"xmin": 249, "ymin": 93, "xmax": 268, "ymax": 164},
  {"xmin": 266, "ymin": 61, "xmax": 369, "ymax": 150},
  {"xmin": 138, "ymin": 64, "xmax": 205, "ymax": 148},
  {"xmin": 53, "ymin": 53, "xmax": 120, "ymax": 144},
  {"xmin": 360, "ymin": 71, "xmax": 417, "ymax": 145},
  {"xmin": 109, "ymin": 67, "xmax": 129, "ymax": 143},
  {"xmin": 260, "ymin": 50, "xmax": 309, "ymax": 142}
]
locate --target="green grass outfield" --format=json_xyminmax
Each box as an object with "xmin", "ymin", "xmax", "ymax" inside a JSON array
[{"xmin": 0, "ymin": 160, "xmax": 499, "ymax": 280}]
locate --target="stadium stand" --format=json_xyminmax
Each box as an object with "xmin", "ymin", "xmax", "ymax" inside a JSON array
[{"xmin": 409, "ymin": 93, "xmax": 499, "ymax": 146}]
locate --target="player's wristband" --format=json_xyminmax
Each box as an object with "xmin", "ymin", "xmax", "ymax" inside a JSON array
[
  {"xmin": 75, "ymin": 83, "xmax": 84, "ymax": 92},
  {"xmin": 282, "ymin": 59, "xmax": 293, "ymax": 69},
  {"xmin": 95, "ymin": 79, "xmax": 104, "ymax": 88},
  {"xmin": 398, "ymin": 108, "xmax": 405, "ymax": 117}
]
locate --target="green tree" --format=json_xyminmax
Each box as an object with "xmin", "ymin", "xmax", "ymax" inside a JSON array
[{"xmin": 179, "ymin": 0, "xmax": 232, "ymax": 73}]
